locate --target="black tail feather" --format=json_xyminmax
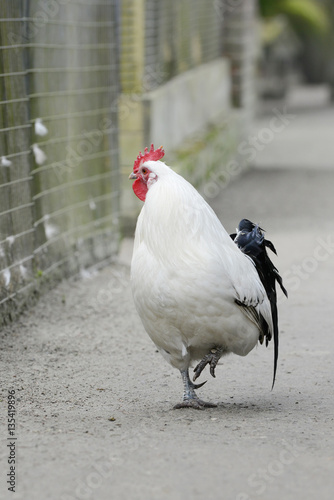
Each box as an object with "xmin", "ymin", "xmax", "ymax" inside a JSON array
[
  {"xmin": 230, "ymin": 219, "xmax": 287, "ymax": 388},
  {"xmin": 271, "ymin": 301, "xmax": 279, "ymax": 390}
]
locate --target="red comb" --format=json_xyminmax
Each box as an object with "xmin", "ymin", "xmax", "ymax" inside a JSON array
[{"xmin": 133, "ymin": 144, "xmax": 165, "ymax": 173}]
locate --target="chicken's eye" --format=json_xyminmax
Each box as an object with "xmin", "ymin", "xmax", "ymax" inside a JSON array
[{"xmin": 142, "ymin": 168, "xmax": 148, "ymax": 175}]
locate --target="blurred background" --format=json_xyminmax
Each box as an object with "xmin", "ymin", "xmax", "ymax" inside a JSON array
[{"xmin": 1, "ymin": 0, "xmax": 334, "ymax": 325}]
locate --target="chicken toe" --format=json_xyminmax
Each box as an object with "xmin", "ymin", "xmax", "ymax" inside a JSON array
[
  {"xmin": 193, "ymin": 346, "xmax": 224, "ymax": 382},
  {"xmin": 174, "ymin": 399, "xmax": 217, "ymax": 410}
]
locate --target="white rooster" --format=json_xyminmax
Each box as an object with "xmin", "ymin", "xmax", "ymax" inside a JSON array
[{"xmin": 129, "ymin": 145, "xmax": 287, "ymax": 409}]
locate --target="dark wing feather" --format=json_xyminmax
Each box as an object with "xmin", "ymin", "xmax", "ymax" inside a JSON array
[{"xmin": 230, "ymin": 219, "xmax": 287, "ymax": 388}]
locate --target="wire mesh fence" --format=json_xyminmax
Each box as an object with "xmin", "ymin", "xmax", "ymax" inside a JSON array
[
  {"xmin": 0, "ymin": 0, "xmax": 255, "ymax": 325},
  {"xmin": 0, "ymin": 0, "xmax": 120, "ymax": 324},
  {"xmin": 121, "ymin": 0, "xmax": 224, "ymax": 94}
]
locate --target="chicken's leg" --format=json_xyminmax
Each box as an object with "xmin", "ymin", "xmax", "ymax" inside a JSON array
[
  {"xmin": 174, "ymin": 369, "xmax": 217, "ymax": 410},
  {"xmin": 193, "ymin": 346, "xmax": 224, "ymax": 382}
]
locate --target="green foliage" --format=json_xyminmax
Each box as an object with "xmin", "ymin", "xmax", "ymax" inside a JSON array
[{"xmin": 259, "ymin": 0, "xmax": 330, "ymax": 35}]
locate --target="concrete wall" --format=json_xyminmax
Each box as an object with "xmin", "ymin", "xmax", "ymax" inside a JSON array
[
  {"xmin": 143, "ymin": 59, "xmax": 231, "ymax": 152},
  {"xmin": 120, "ymin": 58, "xmax": 236, "ymax": 232}
]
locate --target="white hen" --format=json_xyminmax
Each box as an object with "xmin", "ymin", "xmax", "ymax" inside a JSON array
[{"xmin": 130, "ymin": 145, "xmax": 286, "ymax": 409}]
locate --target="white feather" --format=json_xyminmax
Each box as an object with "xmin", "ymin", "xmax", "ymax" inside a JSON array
[
  {"xmin": 19, "ymin": 264, "xmax": 28, "ymax": 280},
  {"xmin": 32, "ymin": 144, "xmax": 47, "ymax": 165},
  {"xmin": 34, "ymin": 118, "xmax": 48, "ymax": 136},
  {"xmin": 6, "ymin": 235, "xmax": 15, "ymax": 246},
  {"xmin": 43, "ymin": 215, "xmax": 58, "ymax": 239},
  {"xmin": 1, "ymin": 156, "xmax": 12, "ymax": 167},
  {"xmin": 89, "ymin": 199, "xmax": 97, "ymax": 211},
  {"xmin": 2, "ymin": 269, "xmax": 11, "ymax": 287}
]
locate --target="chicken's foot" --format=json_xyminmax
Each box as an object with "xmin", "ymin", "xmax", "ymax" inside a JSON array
[
  {"xmin": 193, "ymin": 346, "xmax": 224, "ymax": 382},
  {"xmin": 174, "ymin": 369, "xmax": 217, "ymax": 410}
]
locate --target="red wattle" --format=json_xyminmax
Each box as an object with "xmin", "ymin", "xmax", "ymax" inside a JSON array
[{"xmin": 132, "ymin": 178, "xmax": 148, "ymax": 201}]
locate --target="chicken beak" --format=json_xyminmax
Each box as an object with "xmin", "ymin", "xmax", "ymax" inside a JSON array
[{"xmin": 129, "ymin": 172, "xmax": 137, "ymax": 180}]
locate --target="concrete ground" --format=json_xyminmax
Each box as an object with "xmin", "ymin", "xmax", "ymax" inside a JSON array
[{"xmin": 1, "ymin": 85, "xmax": 334, "ymax": 499}]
